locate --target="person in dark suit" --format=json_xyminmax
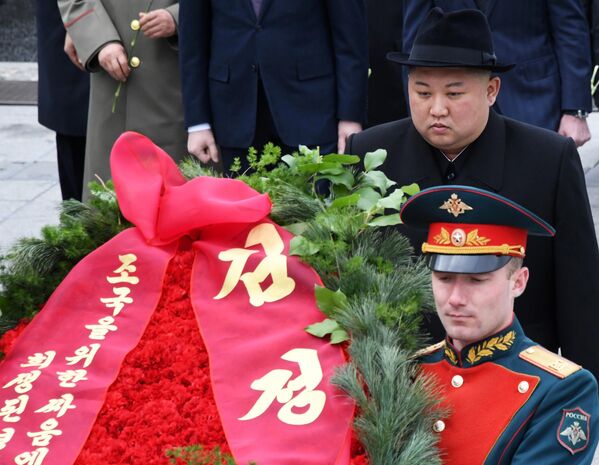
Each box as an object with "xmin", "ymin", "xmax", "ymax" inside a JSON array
[
  {"xmin": 365, "ymin": 0, "xmax": 408, "ymax": 127},
  {"xmin": 346, "ymin": 8, "xmax": 599, "ymax": 380},
  {"xmin": 178, "ymin": 0, "xmax": 368, "ymax": 172},
  {"xmin": 403, "ymin": 0, "xmax": 593, "ymax": 147},
  {"xmin": 583, "ymin": 0, "xmax": 599, "ymax": 107},
  {"xmin": 35, "ymin": 0, "xmax": 89, "ymax": 201}
]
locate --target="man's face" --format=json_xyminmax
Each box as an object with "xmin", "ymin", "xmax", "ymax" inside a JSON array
[
  {"xmin": 408, "ymin": 67, "xmax": 500, "ymax": 157},
  {"xmin": 431, "ymin": 264, "xmax": 528, "ymax": 350}
]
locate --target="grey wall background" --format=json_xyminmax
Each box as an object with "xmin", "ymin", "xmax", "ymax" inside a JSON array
[{"xmin": 0, "ymin": 0, "xmax": 37, "ymax": 61}]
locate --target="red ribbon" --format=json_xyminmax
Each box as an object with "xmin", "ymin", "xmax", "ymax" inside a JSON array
[{"xmin": 0, "ymin": 132, "xmax": 353, "ymax": 465}]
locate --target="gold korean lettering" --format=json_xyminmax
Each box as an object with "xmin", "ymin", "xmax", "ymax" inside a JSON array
[
  {"xmin": 0, "ymin": 395, "xmax": 28, "ymax": 423},
  {"xmin": 14, "ymin": 448, "xmax": 48, "ymax": 465},
  {"xmin": 239, "ymin": 348, "xmax": 326, "ymax": 425},
  {"xmin": 34, "ymin": 394, "xmax": 76, "ymax": 418},
  {"xmin": 100, "ymin": 287, "xmax": 133, "ymax": 317},
  {"xmin": 20, "ymin": 351, "xmax": 56, "ymax": 370},
  {"xmin": 85, "ymin": 316, "xmax": 118, "ymax": 340},
  {"xmin": 3, "ymin": 371, "xmax": 41, "ymax": 394},
  {"xmin": 106, "ymin": 253, "xmax": 139, "ymax": 285},
  {"xmin": 65, "ymin": 344, "xmax": 101, "ymax": 368},
  {"xmin": 215, "ymin": 223, "xmax": 295, "ymax": 307},
  {"xmin": 56, "ymin": 369, "xmax": 87, "ymax": 388},
  {"xmin": 0, "ymin": 427, "xmax": 15, "ymax": 450}
]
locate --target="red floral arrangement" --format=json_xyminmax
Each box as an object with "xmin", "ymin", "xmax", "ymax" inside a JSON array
[{"xmin": 0, "ymin": 244, "xmax": 367, "ymax": 464}]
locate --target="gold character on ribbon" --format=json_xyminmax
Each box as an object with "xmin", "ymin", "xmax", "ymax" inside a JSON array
[
  {"xmin": 2, "ymin": 370, "xmax": 41, "ymax": 394},
  {"xmin": 215, "ymin": 223, "xmax": 296, "ymax": 307},
  {"xmin": 20, "ymin": 351, "xmax": 56, "ymax": 370},
  {"xmin": 14, "ymin": 447, "xmax": 48, "ymax": 465},
  {"xmin": 56, "ymin": 369, "xmax": 88, "ymax": 388},
  {"xmin": 106, "ymin": 253, "xmax": 140, "ymax": 285},
  {"xmin": 100, "ymin": 287, "xmax": 133, "ymax": 317},
  {"xmin": 239, "ymin": 348, "xmax": 326, "ymax": 426},
  {"xmin": 35, "ymin": 394, "xmax": 76, "ymax": 418},
  {"xmin": 0, "ymin": 427, "xmax": 15, "ymax": 450},
  {"xmin": 66, "ymin": 344, "xmax": 101, "ymax": 368},
  {"xmin": 0, "ymin": 395, "xmax": 28, "ymax": 423},
  {"xmin": 26, "ymin": 418, "xmax": 62, "ymax": 447},
  {"xmin": 86, "ymin": 316, "xmax": 118, "ymax": 340}
]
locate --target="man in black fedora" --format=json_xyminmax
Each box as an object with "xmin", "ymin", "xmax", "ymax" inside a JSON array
[{"xmin": 346, "ymin": 8, "xmax": 599, "ymax": 380}]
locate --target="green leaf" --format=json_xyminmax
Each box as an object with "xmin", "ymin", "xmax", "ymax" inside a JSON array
[
  {"xmin": 377, "ymin": 188, "xmax": 406, "ymax": 211},
  {"xmin": 401, "ymin": 182, "xmax": 420, "ymax": 196},
  {"xmin": 289, "ymin": 236, "xmax": 320, "ymax": 256},
  {"xmin": 362, "ymin": 171, "xmax": 396, "ymax": 195},
  {"xmin": 298, "ymin": 162, "xmax": 342, "ymax": 174},
  {"xmin": 322, "ymin": 154, "xmax": 360, "ymax": 165},
  {"xmin": 356, "ymin": 187, "xmax": 382, "ymax": 211},
  {"xmin": 331, "ymin": 193, "xmax": 360, "ymax": 208},
  {"xmin": 305, "ymin": 318, "xmax": 340, "ymax": 338},
  {"xmin": 330, "ymin": 328, "xmax": 350, "ymax": 344},
  {"xmin": 284, "ymin": 222, "xmax": 308, "ymax": 235},
  {"xmin": 368, "ymin": 213, "xmax": 402, "ymax": 227},
  {"xmin": 317, "ymin": 170, "xmax": 355, "ymax": 190},
  {"xmin": 364, "ymin": 149, "xmax": 387, "ymax": 171},
  {"xmin": 281, "ymin": 154, "xmax": 297, "ymax": 169},
  {"xmin": 315, "ymin": 285, "xmax": 349, "ymax": 316}
]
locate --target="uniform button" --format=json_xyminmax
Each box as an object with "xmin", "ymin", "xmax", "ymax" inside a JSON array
[
  {"xmin": 446, "ymin": 171, "xmax": 456, "ymax": 181},
  {"xmin": 451, "ymin": 375, "xmax": 464, "ymax": 388},
  {"xmin": 251, "ymin": 64, "xmax": 257, "ymax": 72},
  {"xmin": 433, "ymin": 420, "xmax": 446, "ymax": 433},
  {"xmin": 130, "ymin": 19, "xmax": 141, "ymax": 31},
  {"xmin": 518, "ymin": 381, "xmax": 530, "ymax": 394},
  {"xmin": 130, "ymin": 56, "xmax": 141, "ymax": 68}
]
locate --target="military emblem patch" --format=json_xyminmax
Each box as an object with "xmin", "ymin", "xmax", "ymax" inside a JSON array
[{"xmin": 557, "ymin": 408, "xmax": 590, "ymax": 454}]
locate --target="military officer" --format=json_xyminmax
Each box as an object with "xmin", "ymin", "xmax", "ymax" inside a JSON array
[{"xmin": 400, "ymin": 185, "xmax": 599, "ymax": 464}]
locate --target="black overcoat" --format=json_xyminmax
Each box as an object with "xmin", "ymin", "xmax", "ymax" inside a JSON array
[{"xmin": 347, "ymin": 111, "xmax": 599, "ymax": 379}]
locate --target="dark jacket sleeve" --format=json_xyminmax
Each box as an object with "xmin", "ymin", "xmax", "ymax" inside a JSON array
[
  {"xmin": 178, "ymin": 0, "xmax": 212, "ymax": 128},
  {"xmin": 553, "ymin": 138, "xmax": 599, "ymax": 378}
]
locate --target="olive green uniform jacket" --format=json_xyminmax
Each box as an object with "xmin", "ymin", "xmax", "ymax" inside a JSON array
[{"xmin": 58, "ymin": 0, "xmax": 187, "ymax": 199}]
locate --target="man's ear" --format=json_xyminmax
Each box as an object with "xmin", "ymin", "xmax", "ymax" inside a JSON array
[
  {"xmin": 512, "ymin": 266, "xmax": 529, "ymax": 298},
  {"xmin": 487, "ymin": 76, "xmax": 501, "ymax": 106}
]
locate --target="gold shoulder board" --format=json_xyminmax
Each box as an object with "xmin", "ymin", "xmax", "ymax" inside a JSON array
[
  {"xmin": 519, "ymin": 345, "xmax": 582, "ymax": 379},
  {"xmin": 414, "ymin": 340, "xmax": 445, "ymax": 358}
]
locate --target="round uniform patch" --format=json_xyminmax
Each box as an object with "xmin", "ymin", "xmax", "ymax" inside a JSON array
[{"xmin": 557, "ymin": 407, "xmax": 591, "ymax": 454}]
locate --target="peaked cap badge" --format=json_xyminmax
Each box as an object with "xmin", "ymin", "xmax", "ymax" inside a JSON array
[{"xmin": 439, "ymin": 193, "xmax": 473, "ymax": 218}]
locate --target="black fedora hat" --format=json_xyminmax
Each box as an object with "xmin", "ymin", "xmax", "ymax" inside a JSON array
[{"xmin": 387, "ymin": 8, "xmax": 514, "ymax": 72}]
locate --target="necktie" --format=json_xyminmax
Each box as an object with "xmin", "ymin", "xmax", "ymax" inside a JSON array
[{"xmin": 252, "ymin": 0, "xmax": 262, "ymax": 16}]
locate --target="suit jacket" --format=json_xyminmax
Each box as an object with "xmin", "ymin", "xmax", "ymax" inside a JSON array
[
  {"xmin": 346, "ymin": 111, "xmax": 599, "ymax": 380},
  {"xmin": 58, "ymin": 0, "xmax": 187, "ymax": 200},
  {"xmin": 402, "ymin": 0, "xmax": 593, "ymax": 131},
  {"xmin": 178, "ymin": 0, "xmax": 368, "ymax": 148},
  {"xmin": 420, "ymin": 318, "xmax": 598, "ymax": 464},
  {"xmin": 35, "ymin": 0, "xmax": 89, "ymax": 136},
  {"xmin": 365, "ymin": 0, "xmax": 408, "ymax": 128}
]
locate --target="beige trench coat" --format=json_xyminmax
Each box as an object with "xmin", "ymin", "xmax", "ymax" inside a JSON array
[{"xmin": 58, "ymin": 0, "xmax": 187, "ymax": 199}]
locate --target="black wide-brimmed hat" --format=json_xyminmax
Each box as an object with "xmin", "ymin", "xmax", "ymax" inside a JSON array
[
  {"xmin": 399, "ymin": 185, "xmax": 555, "ymax": 273},
  {"xmin": 387, "ymin": 7, "xmax": 514, "ymax": 72}
]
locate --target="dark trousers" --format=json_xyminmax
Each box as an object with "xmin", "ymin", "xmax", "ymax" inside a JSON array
[
  {"xmin": 220, "ymin": 80, "xmax": 335, "ymax": 175},
  {"xmin": 56, "ymin": 133, "xmax": 85, "ymax": 201}
]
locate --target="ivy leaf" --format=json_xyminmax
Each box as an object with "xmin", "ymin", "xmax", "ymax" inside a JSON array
[
  {"xmin": 317, "ymin": 171, "xmax": 355, "ymax": 190},
  {"xmin": 284, "ymin": 222, "xmax": 308, "ymax": 235},
  {"xmin": 377, "ymin": 188, "xmax": 406, "ymax": 211},
  {"xmin": 368, "ymin": 214, "xmax": 402, "ymax": 227},
  {"xmin": 289, "ymin": 236, "xmax": 320, "ymax": 256},
  {"xmin": 330, "ymin": 328, "xmax": 350, "ymax": 344},
  {"xmin": 322, "ymin": 154, "xmax": 360, "ymax": 165},
  {"xmin": 401, "ymin": 183, "xmax": 420, "ymax": 196},
  {"xmin": 305, "ymin": 318, "xmax": 340, "ymax": 338},
  {"xmin": 356, "ymin": 187, "xmax": 382, "ymax": 211},
  {"xmin": 331, "ymin": 193, "xmax": 360, "ymax": 208},
  {"xmin": 298, "ymin": 162, "xmax": 342, "ymax": 175},
  {"xmin": 315, "ymin": 285, "xmax": 348, "ymax": 316},
  {"xmin": 362, "ymin": 171, "xmax": 397, "ymax": 195},
  {"xmin": 364, "ymin": 149, "xmax": 387, "ymax": 171}
]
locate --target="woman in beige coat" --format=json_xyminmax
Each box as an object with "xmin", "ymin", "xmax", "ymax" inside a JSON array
[{"xmin": 58, "ymin": 0, "xmax": 187, "ymax": 200}]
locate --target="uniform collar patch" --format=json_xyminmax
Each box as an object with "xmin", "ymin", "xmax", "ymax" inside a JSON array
[{"xmin": 558, "ymin": 407, "xmax": 591, "ymax": 454}]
